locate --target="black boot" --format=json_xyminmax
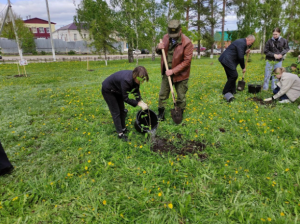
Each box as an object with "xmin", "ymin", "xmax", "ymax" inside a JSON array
[
  {"xmin": 118, "ymin": 133, "xmax": 128, "ymax": 142},
  {"xmin": 158, "ymin": 107, "xmax": 165, "ymax": 121}
]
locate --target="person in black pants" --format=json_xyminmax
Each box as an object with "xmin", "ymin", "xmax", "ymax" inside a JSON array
[
  {"xmin": 219, "ymin": 35, "xmax": 255, "ymax": 99},
  {"xmin": 0, "ymin": 141, "xmax": 14, "ymax": 176},
  {"xmin": 102, "ymin": 66, "xmax": 149, "ymax": 141}
]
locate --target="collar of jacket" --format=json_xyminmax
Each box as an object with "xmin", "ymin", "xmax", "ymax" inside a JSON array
[
  {"xmin": 272, "ymin": 36, "xmax": 282, "ymax": 41},
  {"xmin": 168, "ymin": 34, "xmax": 182, "ymax": 45}
]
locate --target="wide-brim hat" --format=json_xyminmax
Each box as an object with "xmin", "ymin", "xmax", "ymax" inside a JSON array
[{"xmin": 168, "ymin": 20, "xmax": 181, "ymax": 38}]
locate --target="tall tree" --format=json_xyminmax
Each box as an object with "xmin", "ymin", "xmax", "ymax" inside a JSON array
[
  {"xmin": 1, "ymin": 12, "xmax": 35, "ymax": 53},
  {"xmin": 74, "ymin": 0, "xmax": 116, "ymax": 66}
]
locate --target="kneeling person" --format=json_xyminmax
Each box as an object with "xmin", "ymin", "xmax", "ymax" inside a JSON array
[
  {"xmin": 102, "ymin": 66, "xmax": 149, "ymax": 141},
  {"xmin": 264, "ymin": 67, "xmax": 300, "ymax": 106}
]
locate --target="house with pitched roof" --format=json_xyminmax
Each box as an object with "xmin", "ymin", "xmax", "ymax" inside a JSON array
[
  {"xmin": 52, "ymin": 23, "xmax": 89, "ymax": 42},
  {"xmin": 23, "ymin": 17, "xmax": 56, "ymax": 39}
]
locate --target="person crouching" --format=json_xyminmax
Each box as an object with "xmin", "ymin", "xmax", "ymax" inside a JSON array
[
  {"xmin": 102, "ymin": 66, "xmax": 149, "ymax": 141},
  {"xmin": 264, "ymin": 67, "xmax": 300, "ymax": 108}
]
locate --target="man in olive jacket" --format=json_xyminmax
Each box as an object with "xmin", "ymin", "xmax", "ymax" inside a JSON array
[{"xmin": 156, "ymin": 20, "xmax": 193, "ymax": 120}]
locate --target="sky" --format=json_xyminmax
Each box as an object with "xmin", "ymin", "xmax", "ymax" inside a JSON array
[{"xmin": 0, "ymin": 0, "xmax": 238, "ymax": 31}]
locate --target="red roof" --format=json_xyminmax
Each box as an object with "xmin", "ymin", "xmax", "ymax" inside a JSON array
[{"xmin": 23, "ymin": 17, "xmax": 56, "ymax": 24}]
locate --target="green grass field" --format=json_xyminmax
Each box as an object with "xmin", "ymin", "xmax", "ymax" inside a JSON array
[{"xmin": 1, "ymin": 54, "xmax": 300, "ymax": 223}]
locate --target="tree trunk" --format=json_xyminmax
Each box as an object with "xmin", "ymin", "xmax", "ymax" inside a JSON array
[
  {"xmin": 210, "ymin": 0, "xmax": 214, "ymax": 57},
  {"xmin": 261, "ymin": 25, "xmax": 266, "ymax": 56},
  {"xmin": 186, "ymin": 5, "xmax": 189, "ymax": 30},
  {"xmin": 152, "ymin": 34, "xmax": 156, "ymax": 61},
  {"xmin": 167, "ymin": 2, "xmax": 171, "ymax": 22},
  {"xmin": 221, "ymin": 0, "xmax": 226, "ymax": 53},
  {"xmin": 128, "ymin": 42, "xmax": 134, "ymax": 63},
  {"xmin": 197, "ymin": 0, "xmax": 201, "ymax": 58},
  {"xmin": 104, "ymin": 49, "xmax": 107, "ymax": 66}
]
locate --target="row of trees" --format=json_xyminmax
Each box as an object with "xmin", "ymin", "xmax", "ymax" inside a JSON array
[{"xmin": 74, "ymin": 0, "xmax": 300, "ymax": 63}]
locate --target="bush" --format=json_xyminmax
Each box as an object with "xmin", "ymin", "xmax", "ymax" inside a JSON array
[
  {"xmin": 32, "ymin": 51, "xmax": 38, "ymax": 55},
  {"xmin": 68, "ymin": 50, "xmax": 76, "ymax": 55},
  {"xmin": 41, "ymin": 51, "xmax": 46, "ymax": 55},
  {"xmin": 291, "ymin": 48, "xmax": 300, "ymax": 57}
]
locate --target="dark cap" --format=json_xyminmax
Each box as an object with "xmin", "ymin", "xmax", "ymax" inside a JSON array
[
  {"xmin": 291, "ymin": 63, "xmax": 297, "ymax": 67},
  {"xmin": 168, "ymin": 20, "xmax": 181, "ymax": 38}
]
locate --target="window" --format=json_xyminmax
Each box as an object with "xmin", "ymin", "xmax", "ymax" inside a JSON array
[
  {"xmin": 46, "ymin": 28, "xmax": 50, "ymax": 33},
  {"xmin": 74, "ymin": 34, "xmax": 77, "ymax": 41},
  {"xmin": 83, "ymin": 34, "xmax": 86, "ymax": 39},
  {"xmin": 39, "ymin": 27, "xmax": 45, "ymax": 33},
  {"xmin": 31, "ymin": 27, "xmax": 37, "ymax": 33}
]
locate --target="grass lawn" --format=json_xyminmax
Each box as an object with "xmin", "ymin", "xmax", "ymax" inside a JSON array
[{"xmin": 0, "ymin": 54, "xmax": 300, "ymax": 223}]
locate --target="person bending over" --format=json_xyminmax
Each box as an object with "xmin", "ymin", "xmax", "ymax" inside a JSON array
[
  {"xmin": 264, "ymin": 67, "xmax": 300, "ymax": 108},
  {"xmin": 0, "ymin": 141, "xmax": 14, "ymax": 176},
  {"xmin": 102, "ymin": 66, "xmax": 149, "ymax": 141}
]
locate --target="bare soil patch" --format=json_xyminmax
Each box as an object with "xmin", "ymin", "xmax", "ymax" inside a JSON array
[{"xmin": 248, "ymin": 97, "xmax": 275, "ymax": 106}]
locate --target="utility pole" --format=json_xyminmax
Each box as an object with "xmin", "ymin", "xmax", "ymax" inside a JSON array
[
  {"xmin": 7, "ymin": 0, "xmax": 23, "ymax": 61},
  {"xmin": 45, "ymin": 0, "xmax": 56, "ymax": 61}
]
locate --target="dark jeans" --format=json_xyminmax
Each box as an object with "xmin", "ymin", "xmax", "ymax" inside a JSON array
[
  {"xmin": 222, "ymin": 63, "xmax": 238, "ymax": 95},
  {"xmin": 273, "ymin": 87, "xmax": 289, "ymax": 100},
  {"xmin": 0, "ymin": 141, "xmax": 12, "ymax": 170},
  {"xmin": 102, "ymin": 89, "xmax": 126, "ymax": 133}
]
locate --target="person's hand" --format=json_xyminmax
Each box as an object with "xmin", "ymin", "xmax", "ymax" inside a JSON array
[
  {"xmin": 242, "ymin": 68, "xmax": 246, "ymax": 73},
  {"xmin": 138, "ymin": 101, "xmax": 148, "ymax": 110},
  {"xmin": 274, "ymin": 54, "xmax": 279, "ymax": 59},
  {"xmin": 157, "ymin": 43, "xmax": 165, "ymax": 49},
  {"xmin": 277, "ymin": 54, "xmax": 283, "ymax": 59},
  {"xmin": 264, "ymin": 97, "xmax": 273, "ymax": 102},
  {"xmin": 166, "ymin": 69, "xmax": 173, "ymax": 76},
  {"xmin": 246, "ymin": 49, "xmax": 251, "ymax": 54}
]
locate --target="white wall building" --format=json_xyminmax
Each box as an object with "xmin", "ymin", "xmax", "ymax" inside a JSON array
[{"xmin": 52, "ymin": 23, "xmax": 89, "ymax": 42}]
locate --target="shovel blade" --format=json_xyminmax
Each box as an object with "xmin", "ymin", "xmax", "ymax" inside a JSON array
[
  {"xmin": 171, "ymin": 107, "xmax": 183, "ymax": 124},
  {"xmin": 237, "ymin": 80, "xmax": 245, "ymax": 91}
]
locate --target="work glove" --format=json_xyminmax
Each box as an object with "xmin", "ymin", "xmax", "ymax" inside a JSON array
[
  {"xmin": 264, "ymin": 97, "xmax": 274, "ymax": 102},
  {"xmin": 138, "ymin": 101, "xmax": 148, "ymax": 110}
]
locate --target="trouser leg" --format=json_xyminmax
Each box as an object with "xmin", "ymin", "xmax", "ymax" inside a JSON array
[
  {"xmin": 222, "ymin": 64, "xmax": 238, "ymax": 95},
  {"xmin": 0, "ymin": 141, "xmax": 12, "ymax": 170},
  {"xmin": 158, "ymin": 75, "xmax": 171, "ymax": 108},
  {"xmin": 116, "ymin": 97, "xmax": 126, "ymax": 130},
  {"xmin": 102, "ymin": 89, "xmax": 123, "ymax": 133},
  {"xmin": 174, "ymin": 79, "xmax": 189, "ymax": 109},
  {"xmin": 271, "ymin": 61, "xmax": 282, "ymax": 90},
  {"xmin": 273, "ymin": 87, "xmax": 289, "ymax": 100}
]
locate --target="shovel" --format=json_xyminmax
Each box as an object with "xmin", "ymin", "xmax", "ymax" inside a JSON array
[
  {"xmin": 160, "ymin": 39, "xmax": 183, "ymax": 124},
  {"xmin": 237, "ymin": 52, "xmax": 250, "ymax": 91}
]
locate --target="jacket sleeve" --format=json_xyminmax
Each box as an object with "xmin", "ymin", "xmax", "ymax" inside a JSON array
[
  {"xmin": 264, "ymin": 40, "xmax": 274, "ymax": 58},
  {"xmin": 121, "ymin": 80, "xmax": 139, "ymax": 107},
  {"xmin": 236, "ymin": 43, "xmax": 245, "ymax": 69},
  {"xmin": 172, "ymin": 41, "xmax": 193, "ymax": 75},
  {"xmin": 273, "ymin": 76, "xmax": 294, "ymax": 100},
  {"xmin": 280, "ymin": 39, "xmax": 290, "ymax": 55}
]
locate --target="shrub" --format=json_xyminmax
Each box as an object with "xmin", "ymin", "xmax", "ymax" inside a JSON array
[
  {"xmin": 68, "ymin": 50, "xmax": 76, "ymax": 55},
  {"xmin": 41, "ymin": 51, "xmax": 46, "ymax": 55}
]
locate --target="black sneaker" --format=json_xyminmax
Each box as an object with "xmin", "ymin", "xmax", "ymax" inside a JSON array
[
  {"xmin": 118, "ymin": 133, "xmax": 128, "ymax": 142},
  {"xmin": 0, "ymin": 166, "xmax": 14, "ymax": 176},
  {"xmin": 122, "ymin": 128, "xmax": 129, "ymax": 134}
]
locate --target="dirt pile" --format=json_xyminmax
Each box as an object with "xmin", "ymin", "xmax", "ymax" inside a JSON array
[{"xmin": 248, "ymin": 97, "xmax": 275, "ymax": 106}]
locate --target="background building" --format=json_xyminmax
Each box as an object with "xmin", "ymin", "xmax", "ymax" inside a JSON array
[
  {"xmin": 23, "ymin": 17, "xmax": 56, "ymax": 39},
  {"xmin": 52, "ymin": 23, "xmax": 89, "ymax": 42}
]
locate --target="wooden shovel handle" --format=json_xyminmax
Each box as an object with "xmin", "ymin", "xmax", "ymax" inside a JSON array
[
  {"xmin": 242, "ymin": 52, "xmax": 250, "ymax": 79},
  {"xmin": 160, "ymin": 39, "xmax": 176, "ymax": 104}
]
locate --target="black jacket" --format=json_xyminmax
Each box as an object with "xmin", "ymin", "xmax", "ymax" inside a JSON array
[
  {"xmin": 264, "ymin": 37, "xmax": 289, "ymax": 61},
  {"xmin": 102, "ymin": 70, "xmax": 141, "ymax": 107},
  {"xmin": 219, "ymin": 38, "xmax": 247, "ymax": 70}
]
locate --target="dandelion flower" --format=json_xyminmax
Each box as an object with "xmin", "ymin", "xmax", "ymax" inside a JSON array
[
  {"xmin": 158, "ymin": 192, "xmax": 162, "ymax": 197},
  {"xmin": 168, "ymin": 203, "xmax": 173, "ymax": 209},
  {"xmin": 267, "ymin": 217, "xmax": 271, "ymax": 221},
  {"xmin": 280, "ymin": 212, "xmax": 285, "ymax": 216},
  {"xmin": 103, "ymin": 200, "xmax": 107, "ymax": 205},
  {"xmin": 285, "ymin": 168, "xmax": 289, "ymax": 172}
]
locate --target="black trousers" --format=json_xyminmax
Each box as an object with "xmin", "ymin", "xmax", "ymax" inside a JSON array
[
  {"xmin": 222, "ymin": 63, "xmax": 238, "ymax": 95},
  {"xmin": 102, "ymin": 89, "xmax": 126, "ymax": 133},
  {"xmin": 0, "ymin": 141, "xmax": 12, "ymax": 170}
]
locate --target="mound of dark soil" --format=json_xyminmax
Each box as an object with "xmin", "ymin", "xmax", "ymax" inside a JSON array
[
  {"xmin": 248, "ymin": 97, "xmax": 275, "ymax": 106},
  {"xmin": 151, "ymin": 135, "xmax": 207, "ymax": 160},
  {"xmin": 14, "ymin": 74, "xmax": 27, "ymax": 78},
  {"xmin": 219, "ymin": 128, "xmax": 226, "ymax": 132}
]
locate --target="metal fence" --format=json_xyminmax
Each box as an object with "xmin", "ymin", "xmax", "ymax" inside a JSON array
[{"xmin": 0, "ymin": 39, "xmax": 123, "ymax": 54}]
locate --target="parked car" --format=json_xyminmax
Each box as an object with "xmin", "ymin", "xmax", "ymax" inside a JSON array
[
  {"xmin": 133, "ymin": 49, "xmax": 141, "ymax": 54},
  {"xmin": 141, "ymin": 49, "xmax": 150, "ymax": 54},
  {"xmin": 205, "ymin": 49, "xmax": 221, "ymax": 55},
  {"xmin": 193, "ymin": 47, "xmax": 206, "ymax": 52}
]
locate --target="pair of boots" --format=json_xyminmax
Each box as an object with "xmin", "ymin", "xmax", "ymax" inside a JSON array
[{"xmin": 158, "ymin": 107, "xmax": 184, "ymax": 121}]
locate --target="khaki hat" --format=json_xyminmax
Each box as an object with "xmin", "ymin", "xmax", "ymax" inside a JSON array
[{"xmin": 168, "ymin": 20, "xmax": 181, "ymax": 38}]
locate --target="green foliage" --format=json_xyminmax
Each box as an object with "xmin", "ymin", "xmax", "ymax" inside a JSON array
[
  {"xmin": 1, "ymin": 14, "xmax": 36, "ymax": 53},
  {"xmin": 41, "ymin": 51, "xmax": 46, "ymax": 55},
  {"xmin": 74, "ymin": 0, "xmax": 116, "ymax": 59},
  {"xmin": 1, "ymin": 55, "xmax": 300, "ymax": 222},
  {"xmin": 68, "ymin": 50, "xmax": 76, "ymax": 55}
]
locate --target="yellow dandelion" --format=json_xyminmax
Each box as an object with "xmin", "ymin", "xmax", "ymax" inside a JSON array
[
  {"xmin": 280, "ymin": 212, "xmax": 285, "ymax": 216},
  {"xmin": 85, "ymin": 166, "xmax": 88, "ymax": 170},
  {"xmin": 158, "ymin": 192, "xmax": 162, "ymax": 197},
  {"xmin": 285, "ymin": 168, "xmax": 289, "ymax": 172},
  {"xmin": 108, "ymin": 162, "xmax": 112, "ymax": 166},
  {"xmin": 267, "ymin": 217, "xmax": 271, "ymax": 221},
  {"xmin": 225, "ymin": 164, "xmax": 228, "ymax": 166},
  {"xmin": 261, "ymin": 218, "xmax": 266, "ymax": 222},
  {"xmin": 88, "ymin": 160, "xmax": 91, "ymax": 163},
  {"xmin": 168, "ymin": 203, "xmax": 173, "ymax": 209},
  {"xmin": 143, "ymin": 171, "xmax": 146, "ymax": 174},
  {"xmin": 103, "ymin": 200, "xmax": 107, "ymax": 205}
]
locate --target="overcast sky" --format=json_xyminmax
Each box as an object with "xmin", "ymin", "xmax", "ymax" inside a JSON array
[{"xmin": 0, "ymin": 0, "xmax": 238, "ymax": 31}]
